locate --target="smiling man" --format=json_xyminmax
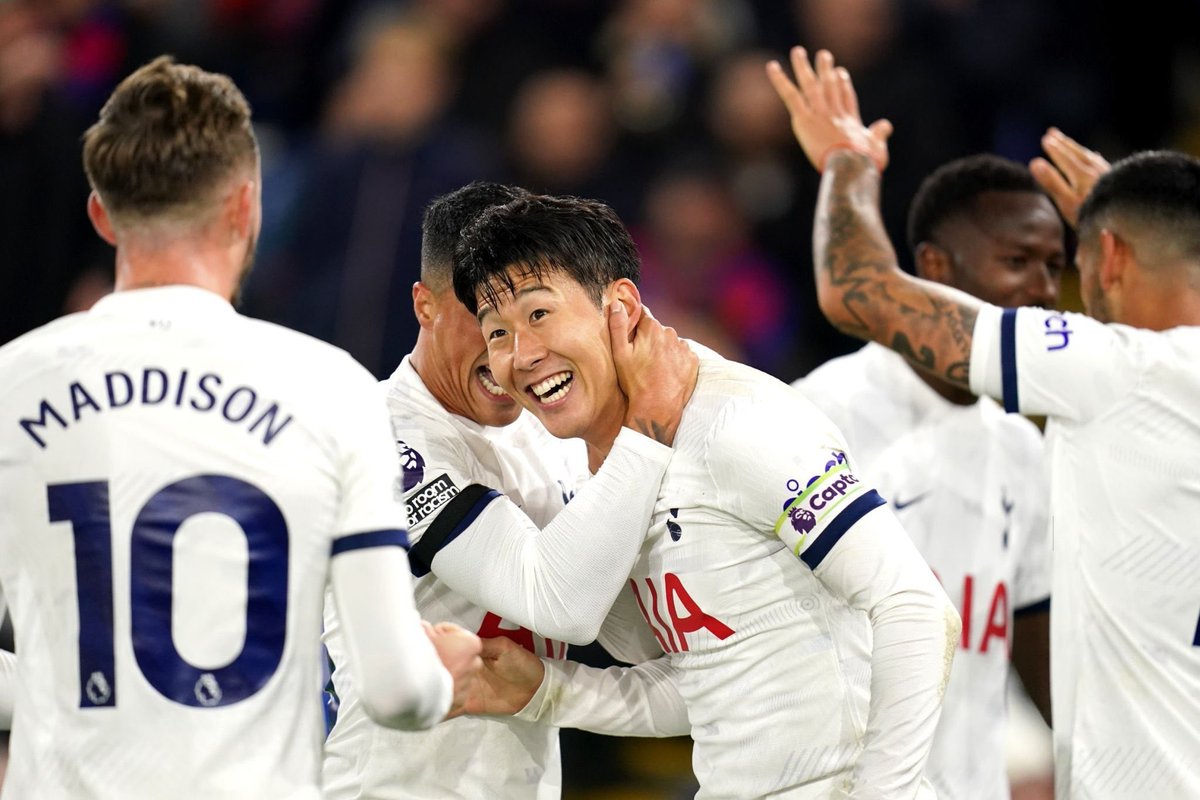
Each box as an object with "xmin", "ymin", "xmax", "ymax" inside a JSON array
[
  {"xmin": 322, "ymin": 182, "xmax": 698, "ymax": 800},
  {"xmin": 453, "ymin": 193, "xmax": 960, "ymax": 799}
]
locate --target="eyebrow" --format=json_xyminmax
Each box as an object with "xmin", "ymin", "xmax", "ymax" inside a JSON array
[{"xmin": 476, "ymin": 283, "xmax": 552, "ymax": 322}]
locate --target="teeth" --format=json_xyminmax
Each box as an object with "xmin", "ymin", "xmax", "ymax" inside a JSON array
[
  {"xmin": 531, "ymin": 371, "xmax": 572, "ymax": 403},
  {"xmin": 478, "ymin": 368, "xmax": 506, "ymax": 396}
]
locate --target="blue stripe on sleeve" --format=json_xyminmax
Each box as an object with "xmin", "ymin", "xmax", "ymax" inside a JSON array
[
  {"xmin": 1000, "ymin": 308, "xmax": 1020, "ymax": 413},
  {"xmin": 800, "ymin": 490, "xmax": 886, "ymax": 570},
  {"xmin": 331, "ymin": 528, "xmax": 411, "ymax": 556}
]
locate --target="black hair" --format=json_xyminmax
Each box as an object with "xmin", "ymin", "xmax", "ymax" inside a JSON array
[
  {"xmin": 453, "ymin": 194, "xmax": 641, "ymax": 315},
  {"xmin": 1076, "ymin": 150, "xmax": 1200, "ymax": 262},
  {"xmin": 421, "ymin": 181, "xmax": 529, "ymax": 288},
  {"xmin": 906, "ymin": 154, "xmax": 1042, "ymax": 254}
]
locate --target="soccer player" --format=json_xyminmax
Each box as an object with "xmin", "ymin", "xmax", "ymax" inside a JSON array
[
  {"xmin": 796, "ymin": 154, "xmax": 1059, "ymax": 799},
  {"xmin": 322, "ymin": 182, "xmax": 698, "ymax": 799},
  {"xmin": 452, "ymin": 193, "xmax": 961, "ymax": 798},
  {"xmin": 768, "ymin": 46, "xmax": 1200, "ymax": 799},
  {"xmin": 0, "ymin": 56, "xmax": 480, "ymax": 799}
]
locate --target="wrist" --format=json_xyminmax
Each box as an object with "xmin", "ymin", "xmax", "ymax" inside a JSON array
[{"xmin": 819, "ymin": 142, "xmax": 883, "ymax": 174}]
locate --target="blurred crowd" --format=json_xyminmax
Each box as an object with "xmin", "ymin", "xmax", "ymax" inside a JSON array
[{"xmin": 4, "ymin": 0, "xmax": 1199, "ymax": 381}]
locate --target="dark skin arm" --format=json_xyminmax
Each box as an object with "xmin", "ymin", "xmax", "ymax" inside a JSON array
[
  {"xmin": 1012, "ymin": 608, "xmax": 1052, "ymax": 726},
  {"xmin": 767, "ymin": 47, "xmax": 984, "ymax": 386}
]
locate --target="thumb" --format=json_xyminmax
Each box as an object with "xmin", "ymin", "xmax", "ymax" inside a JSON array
[{"xmin": 869, "ymin": 118, "xmax": 893, "ymax": 141}]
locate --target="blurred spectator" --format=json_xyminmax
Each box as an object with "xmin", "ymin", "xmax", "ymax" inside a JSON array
[
  {"xmin": 0, "ymin": 2, "xmax": 111, "ymax": 346},
  {"xmin": 634, "ymin": 166, "xmax": 799, "ymax": 375},
  {"xmin": 242, "ymin": 8, "xmax": 501, "ymax": 378},
  {"xmin": 505, "ymin": 67, "xmax": 643, "ymax": 220}
]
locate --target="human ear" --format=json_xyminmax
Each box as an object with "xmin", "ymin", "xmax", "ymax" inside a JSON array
[
  {"xmin": 914, "ymin": 242, "xmax": 954, "ymax": 285},
  {"xmin": 412, "ymin": 282, "xmax": 436, "ymax": 328},
  {"xmin": 86, "ymin": 192, "xmax": 117, "ymax": 245},
  {"xmin": 609, "ymin": 279, "xmax": 643, "ymax": 332},
  {"xmin": 1097, "ymin": 229, "xmax": 1125, "ymax": 291}
]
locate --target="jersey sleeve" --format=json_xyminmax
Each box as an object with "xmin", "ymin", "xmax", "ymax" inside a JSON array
[
  {"xmin": 969, "ymin": 304, "xmax": 1137, "ymax": 422},
  {"xmin": 710, "ymin": 394, "xmax": 884, "ymax": 569},
  {"xmin": 513, "ymin": 655, "xmax": 689, "ymax": 738},
  {"xmin": 328, "ymin": 363, "xmax": 411, "ymax": 553},
  {"xmin": 425, "ymin": 428, "xmax": 672, "ymax": 645},
  {"xmin": 712, "ymin": 392, "xmax": 958, "ymax": 798}
]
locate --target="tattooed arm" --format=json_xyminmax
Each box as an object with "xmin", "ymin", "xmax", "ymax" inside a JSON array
[{"xmin": 768, "ymin": 46, "xmax": 983, "ymax": 389}]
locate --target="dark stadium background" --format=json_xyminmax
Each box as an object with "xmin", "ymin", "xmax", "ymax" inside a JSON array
[{"xmin": 2, "ymin": 1, "xmax": 1196, "ymax": 797}]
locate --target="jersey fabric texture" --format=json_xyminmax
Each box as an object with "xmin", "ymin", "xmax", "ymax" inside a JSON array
[
  {"xmin": 798, "ymin": 342, "xmax": 1050, "ymax": 800},
  {"xmin": 970, "ymin": 304, "xmax": 1200, "ymax": 799},
  {"xmin": 621, "ymin": 346, "xmax": 945, "ymax": 799},
  {"xmin": 0, "ymin": 286, "xmax": 413, "ymax": 800},
  {"xmin": 323, "ymin": 356, "xmax": 585, "ymax": 800}
]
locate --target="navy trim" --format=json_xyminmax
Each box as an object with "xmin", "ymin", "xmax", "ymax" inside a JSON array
[
  {"xmin": 1000, "ymin": 308, "xmax": 1020, "ymax": 413},
  {"xmin": 1014, "ymin": 597, "xmax": 1051, "ymax": 617},
  {"xmin": 801, "ymin": 490, "xmax": 886, "ymax": 570},
  {"xmin": 408, "ymin": 485, "xmax": 500, "ymax": 577},
  {"xmin": 331, "ymin": 528, "xmax": 410, "ymax": 556}
]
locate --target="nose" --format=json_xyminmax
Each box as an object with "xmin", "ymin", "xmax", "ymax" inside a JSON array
[
  {"xmin": 1028, "ymin": 263, "xmax": 1061, "ymax": 310},
  {"xmin": 512, "ymin": 328, "xmax": 547, "ymax": 372}
]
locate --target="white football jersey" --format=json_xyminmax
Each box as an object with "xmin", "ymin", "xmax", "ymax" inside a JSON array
[
  {"xmin": 798, "ymin": 343, "xmax": 1050, "ymax": 800},
  {"xmin": 970, "ymin": 304, "xmax": 1200, "ymax": 799},
  {"xmin": 622, "ymin": 347, "xmax": 947, "ymax": 799},
  {"xmin": 0, "ymin": 287, "xmax": 415, "ymax": 800},
  {"xmin": 322, "ymin": 356, "xmax": 586, "ymax": 800}
]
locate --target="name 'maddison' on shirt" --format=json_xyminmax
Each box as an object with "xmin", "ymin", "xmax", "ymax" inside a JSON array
[{"xmin": 18, "ymin": 367, "xmax": 294, "ymax": 449}]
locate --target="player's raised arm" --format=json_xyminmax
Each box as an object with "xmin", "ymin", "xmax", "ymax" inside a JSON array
[{"xmin": 767, "ymin": 47, "xmax": 984, "ymax": 389}]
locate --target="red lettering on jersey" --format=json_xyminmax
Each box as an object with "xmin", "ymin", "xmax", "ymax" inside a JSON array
[
  {"xmin": 664, "ymin": 573, "xmax": 734, "ymax": 651},
  {"xmin": 979, "ymin": 582, "xmax": 1009, "ymax": 655},
  {"xmin": 960, "ymin": 574, "xmax": 973, "ymax": 650},
  {"xmin": 476, "ymin": 612, "xmax": 536, "ymax": 654},
  {"xmin": 629, "ymin": 579, "xmax": 673, "ymax": 652},
  {"xmin": 643, "ymin": 578, "xmax": 680, "ymax": 652}
]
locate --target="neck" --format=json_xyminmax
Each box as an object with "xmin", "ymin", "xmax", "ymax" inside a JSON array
[
  {"xmin": 584, "ymin": 395, "xmax": 629, "ymax": 474},
  {"xmin": 113, "ymin": 235, "xmax": 239, "ymax": 301},
  {"xmin": 409, "ymin": 333, "xmax": 470, "ymax": 419},
  {"xmin": 1123, "ymin": 276, "xmax": 1200, "ymax": 331}
]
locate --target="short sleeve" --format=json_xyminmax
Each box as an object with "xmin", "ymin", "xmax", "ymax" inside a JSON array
[
  {"xmin": 329, "ymin": 364, "xmax": 411, "ymax": 552},
  {"xmin": 710, "ymin": 394, "xmax": 885, "ymax": 570},
  {"xmin": 969, "ymin": 304, "xmax": 1137, "ymax": 422}
]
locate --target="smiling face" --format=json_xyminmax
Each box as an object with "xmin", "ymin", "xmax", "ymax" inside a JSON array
[
  {"xmin": 422, "ymin": 283, "xmax": 520, "ymax": 428},
  {"xmin": 931, "ymin": 191, "xmax": 1066, "ymax": 309},
  {"xmin": 477, "ymin": 267, "xmax": 627, "ymax": 448}
]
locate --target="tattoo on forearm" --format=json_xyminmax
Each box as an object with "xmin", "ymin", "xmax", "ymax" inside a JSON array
[{"xmin": 814, "ymin": 158, "xmax": 979, "ymax": 388}]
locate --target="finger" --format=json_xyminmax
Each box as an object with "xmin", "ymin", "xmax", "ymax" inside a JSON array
[
  {"xmin": 790, "ymin": 46, "xmax": 824, "ymax": 116},
  {"xmin": 1042, "ymin": 130, "xmax": 1094, "ymax": 184},
  {"xmin": 816, "ymin": 50, "xmax": 843, "ymax": 116},
  {"xmin": 836, "ymin": 67, "xmax": 859, "ymax": 121},
  {"xmin": 765, "ymin": 59, "xmax": 808, "ymax": 116},
  {"xmin": 868, "ymin": 118, "xmax": 893, "ymax": 144}
]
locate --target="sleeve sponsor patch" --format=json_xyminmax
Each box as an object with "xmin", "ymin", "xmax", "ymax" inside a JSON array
[
  {"xmin": 405, "ymin": 473, "xmax": 459, "ymax": 527},
  {"xmin": 395, "ymin": 439, "xmax": 426, "ymax": 491},
  {"xmin": 773, "ymin": 450, "xmax": 871, "ymax": 556}
]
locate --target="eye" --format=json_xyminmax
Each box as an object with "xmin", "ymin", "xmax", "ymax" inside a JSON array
[
  {"xmin": 1047, "ymin": 258, "xmax": 1066, "ymax": 275},
  {"xmin": 1004, "ymin": 255, "xmax": 1029, "ymax": 268},
  {"xmin": 530, "ymin": 308, "xmax": 549, "ymax": 322},
  {"xmin": 487, "ymin": 327, "xmax": 508, "ymax": 341}
]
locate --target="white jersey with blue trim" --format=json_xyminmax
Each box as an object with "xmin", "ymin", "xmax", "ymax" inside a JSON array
[
  {"xmin": 970, "ymin": 304, "xmax": 1200, "ymax": 799},
  {"xmin": 323, "ymin": 356, "xmax": 586, "ymax": 800},
  {"xmin": 0, "ymin": 287, "xmax": 422, "ymax": 800},
  {"xmin": 798, "ymin": 342, "xmax": 1050, "ymax": 800},
  {"xmin": 623, "ymin": 346, "xmax": 952, "ymax": 799}
]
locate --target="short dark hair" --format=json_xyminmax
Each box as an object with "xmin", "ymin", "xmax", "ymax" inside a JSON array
[
  {"xmin": 1077, "ymin": 150, "xmax": 1200, "ymax": 262},
  {"xmin": 453, "ymin": 194, "xmax": 641, "ymax": 315},
  {"xmin": 906, "ymin": 154, "xmax": 1042, "ymax": 254},
  {"xmin": 421, "ymin": 182, "xmax": 528, "ymax": 289},
  {"xmin": 82, "ymin": 55, "xmax": 257, "ymax": 224}
]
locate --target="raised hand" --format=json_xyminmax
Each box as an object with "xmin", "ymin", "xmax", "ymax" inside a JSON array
[
  {"xmin": 1029, "ymin": 128, "xmax": 1111, "ymax": 228},
  {"xmin": 765, "ymin": 47, "xmax": 893, "ymax": 173},
  {"xmin": 423, "ymin": 621, "xmax": 483, "ymax": 720},
  {"xmin": 449, "ymin": 635, "xmax": 546, "ymax": 719},
  {"xmin": 610, "ymin": 301, "xmax": 697, "ymax": 447}
]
